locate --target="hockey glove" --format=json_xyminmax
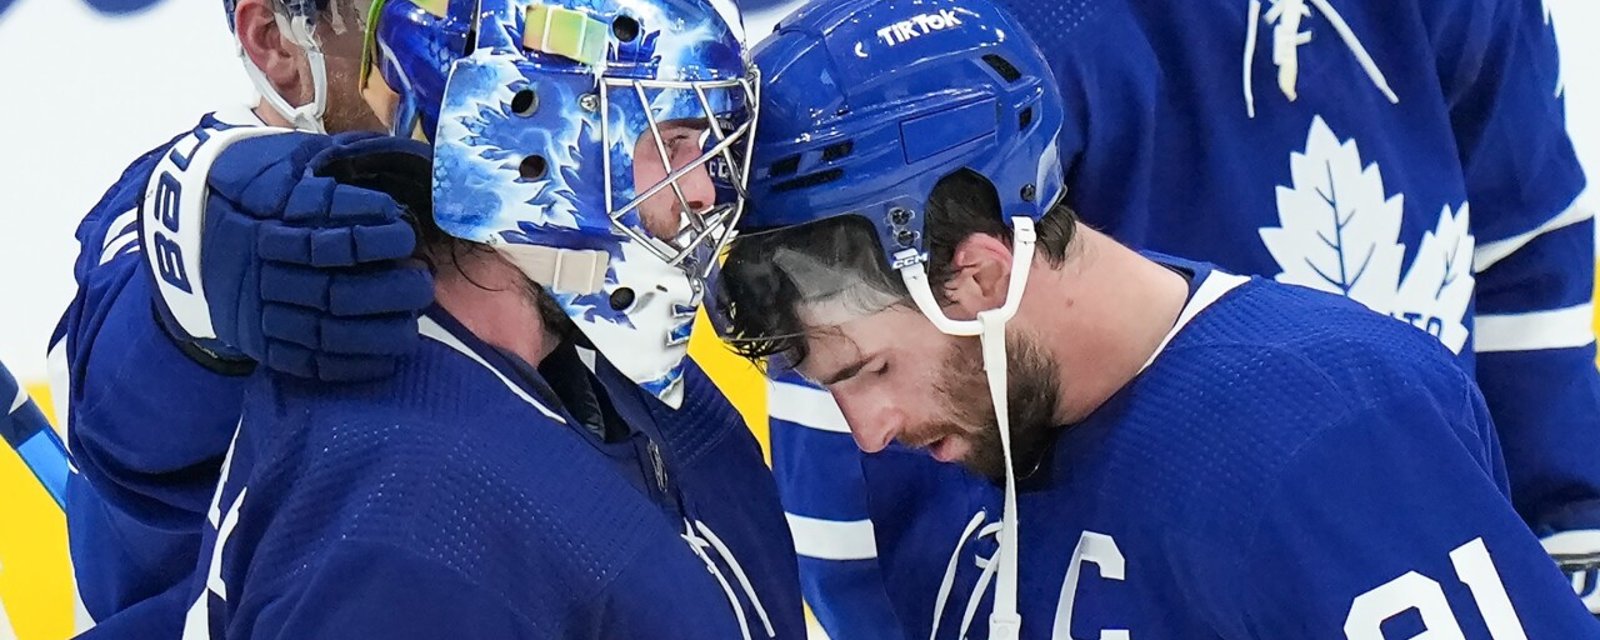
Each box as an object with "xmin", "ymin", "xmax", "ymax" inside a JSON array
[{"xmin": 140, "ymin": 128, "xmax": 435, "ymax": 382}]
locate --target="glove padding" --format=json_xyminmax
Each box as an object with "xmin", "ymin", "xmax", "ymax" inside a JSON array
[{"xmin": 182, "ymin": 130, "xmax": 435, "ymax": 381}]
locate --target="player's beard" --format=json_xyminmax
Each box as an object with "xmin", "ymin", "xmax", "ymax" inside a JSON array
[{"xmin": 931, "ymin": 330, "xmax": 1061, "ymax": 484}]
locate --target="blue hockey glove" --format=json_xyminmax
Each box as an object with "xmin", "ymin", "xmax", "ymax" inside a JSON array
[{"xmin": 140, "ymin": 128, "xmax": 435, "ymax": 382}]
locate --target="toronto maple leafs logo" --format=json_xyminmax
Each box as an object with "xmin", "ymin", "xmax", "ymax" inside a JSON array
[{"xmin": 1259, "ymin": 116, "xmax": 1475, "ymax": 353}]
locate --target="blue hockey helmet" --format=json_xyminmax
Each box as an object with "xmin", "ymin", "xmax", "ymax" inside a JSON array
[
  {"xmin": 360, "ymin": 0, "xmax": 758, "ymax": 407},
  {"xmin": 742, "ymin": 0, "xmax": 1064, "ymax": 271}
]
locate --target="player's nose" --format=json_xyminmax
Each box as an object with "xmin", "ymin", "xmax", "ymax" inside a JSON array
[
  {"xmin": 676, "ymin": 162, "xmax": 716, "ymax": 216},
  {"xmin": 834, "ymin": 391, "xmax": 902, "ymax": 454},
  {"xmin": 667, "ymin": 134, "xmax": 717, "ymax": 219}
]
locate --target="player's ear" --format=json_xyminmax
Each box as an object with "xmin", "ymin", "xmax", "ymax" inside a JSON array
[
  {"xmin": 940, "ymin": 232, "xmax": 1014, "ymax": 320},
  {"xmin": 234, "ymin": 0, "xmax": 313, "ymax": 105}
]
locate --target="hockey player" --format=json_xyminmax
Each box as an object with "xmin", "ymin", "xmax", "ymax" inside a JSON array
[
  {"xmin": 51, "ymin": 0, "xmax": 424, "ymax": 630},
  {"xmin": 758, "ymin": 0, "xmax": 1600, "ymax": 633},
  {"xmin": 713, "ymin": 0, "xmax": 1600, "ymax": 637},
  {"xmin": 58, "ymin": 0, "xmax": 806, "ymax": 637},
  {"xmin": 52, "ymin": 0, "xmax": 432, "ymax": 630}
]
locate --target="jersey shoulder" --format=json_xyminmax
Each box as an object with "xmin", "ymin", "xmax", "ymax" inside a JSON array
[
  {"xmin": 1173, "ymin": 277, "xmax": 1472, "ymax": 399},
  {"xmin": 651, "ymin": 357, "xmax": 757, "ymax": 465},
  {"xmin": 1096, "ymin": 279, "xmax": 1483, "ymax": 539},
  {"xmin": 236, "ymin": 338, "xmax": 672, "ymax": 610},
  {"xmin": 71, "ymin": 135, "xmax": 179, "ymax": 272}
]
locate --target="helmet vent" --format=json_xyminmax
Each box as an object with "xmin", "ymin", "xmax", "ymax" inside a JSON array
[
  {"xmin": 612, "ymin": 15, "xmax": 641, "ymax": 42},
  {"xmin": 519, "ymin": 155, "xmax": 549, "ymax": 181},
  {"xmin": 1018, "ymin": 107, "xmax": 1034, "ymax": 131},
  {"xmin": 772, "ymin": 168, "xmax": 844, "ymax": 193},
  {"xmin": 821, "ymin": 141, "xmax": 854, "ymax": 162},
  {"xmin": 770, "ymin": 155, "xmax": 802, "ymax": 177},
  {"xmin": 982, "ymin": 54, "xmax": 1022, "ymax": 83},
  {"xmin": 512, "ymin": 89, "xmax": 539, "ymax": 116}
]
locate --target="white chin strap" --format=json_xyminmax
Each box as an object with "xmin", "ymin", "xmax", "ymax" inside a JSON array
[
  {"xmin": 239, "ymin": 13, "xmax": 329, "ymax": 133},
  {"xmin": 900, "ymin": 216, "xmax": 1035, "ymax": 640}
]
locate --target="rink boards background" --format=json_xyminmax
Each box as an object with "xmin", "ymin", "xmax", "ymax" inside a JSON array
[{"xmin": 1, "ymin": 0, "xmax": 1596, "ymax": 638}]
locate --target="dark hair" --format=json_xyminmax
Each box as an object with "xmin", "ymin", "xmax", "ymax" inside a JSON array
[
  {"xmin": 315, "ymin": 146, "xmax": 580, "ymax": 341},
  {"xmin": 718, "ymin": 169, "xmax": 1078, "ymax": 366}
]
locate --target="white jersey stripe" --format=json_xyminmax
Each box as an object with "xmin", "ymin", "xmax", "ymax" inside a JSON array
[
  {"xmin": 768, "ymin": 380, "xmax": 850, "ymax": 434},
  {"xmin": 1473, "ymin": 190, "xmax": 1595, "ymax": 273},
  {"xmin": 98, "ymin": 208, "xmax": 138, "ymax": 258},
  {"xmin": 100, "ymin": 233, "xmax": 140, "ymax": 266},
  {"xmin": 1475, "ymin": 303, "xmax": 1597, "ymax": 353},
  {"xmin": 786, "ymin": 513, "xmax": 879, "ymax": 561}
]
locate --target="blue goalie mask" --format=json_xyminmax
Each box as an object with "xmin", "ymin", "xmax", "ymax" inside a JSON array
[{"xmin": 361, "ymin": 0, "xmax": 758, "ymax": 407}]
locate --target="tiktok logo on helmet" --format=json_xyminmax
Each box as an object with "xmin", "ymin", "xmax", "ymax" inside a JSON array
[{"xmin": 875, "ymin": 9, "xmax": 964, "ymax": 46}]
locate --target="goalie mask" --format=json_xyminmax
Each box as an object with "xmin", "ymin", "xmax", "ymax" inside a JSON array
[{"xmin": 361, "ymin": 0, "xmax": 758, "ymax": 407}]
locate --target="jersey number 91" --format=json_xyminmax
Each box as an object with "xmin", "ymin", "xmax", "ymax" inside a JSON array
[{"xmin": 1345, "ymin": 538, "xmax": 1528, "ymax": 640}]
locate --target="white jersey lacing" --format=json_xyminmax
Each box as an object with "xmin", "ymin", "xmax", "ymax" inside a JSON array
[
  {"xmin": 682, "ymin": 519, "xmax": 776, "ymax": 640},
  {"xmin": 929, "ymin": 511, "xmax": 1005, "ymax": 640},
  {"xmin": 1242, "ymin": 0, "xmax": 1398, "ymax": 118}
]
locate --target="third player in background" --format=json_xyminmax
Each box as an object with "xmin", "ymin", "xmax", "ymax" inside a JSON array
[{"xmin": 753, "ymin": 0, "xmax": 1600, "ymax": 634}]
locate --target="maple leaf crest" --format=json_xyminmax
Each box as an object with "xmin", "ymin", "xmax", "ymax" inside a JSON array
[
  {"xmin": 1393, "ymin": 204, "xmax": 1475, "ymax": 352},
  {"xmin": 1259, "ymin": 116, "xmax": 1475, "ymax": 353},
  {"xmin": 1260, "ymin": 116, "xmax": 1405, "ymax": 313}
]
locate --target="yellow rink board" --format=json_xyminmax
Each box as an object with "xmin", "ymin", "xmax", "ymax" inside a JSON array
[{"xmin": 1, "ymin": 382, "xmax": 70, "ymax": 640}]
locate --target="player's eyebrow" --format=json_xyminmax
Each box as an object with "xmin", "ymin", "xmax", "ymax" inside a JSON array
[{"xmin": 816, "ymin": 359, "xmax": 868, "ymax": 386}]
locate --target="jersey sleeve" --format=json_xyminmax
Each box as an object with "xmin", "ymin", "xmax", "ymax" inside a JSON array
[
  {"xmin": 1439, "ymin": 0, "xmax": 1600, "ymax": 533},
  {"xmin": 1192, "ymin": 377, "xmax": 1600, "ymax": 638},
  {"xmin": 55, "ymin": 119, "xmax": 254, "ymax": 622},
  {"xmin": 766, "ymin": 371, "xmax": 905, "ymax": 635},
  {"xmin": 234, "ymin": 540, "xmax": 539, "ymax": 640}
]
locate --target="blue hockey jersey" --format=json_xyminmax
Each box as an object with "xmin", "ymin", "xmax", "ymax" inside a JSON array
[
  {"xmin": 895, "ymin": 261, "xmax": 1600, "ymax": 639},
  {"xmin": 1089, "ymin": 0, "xmax": 1600, "ymax": 537},
  {"xmin": 761, "ymin": 0, "xmax": 1600, "ymax": 635},
  {"xmin": 176, "ymin": 308, "xmax": 804, "ymax": 639},
  {"xmin": 52, "ymin": 106, "xmax": 266, "ymax": 630},
  {"xmin": 52, "ymin": 107, "xmax": 804, "ymax": 638}
]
